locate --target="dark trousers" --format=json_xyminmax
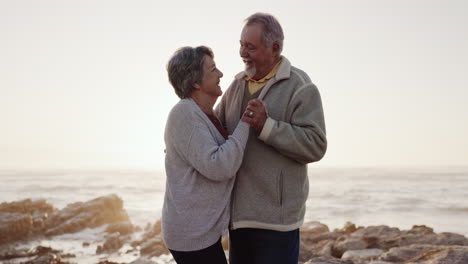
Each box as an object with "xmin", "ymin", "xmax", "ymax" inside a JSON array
[
  {"xmin": 229, "ymin": 228, "xmax": 300, "ymax": 264},
  {"xmin": 169, "ymin": 237, "xmax": 227, "ymax": 264}
]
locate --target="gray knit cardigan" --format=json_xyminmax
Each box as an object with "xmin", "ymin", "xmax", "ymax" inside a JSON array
[{"xmin": 162, "ymin": 98, "xmax": 249, "ymax": 251}]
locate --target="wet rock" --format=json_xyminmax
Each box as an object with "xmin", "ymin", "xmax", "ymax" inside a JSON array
[
  {"xmin": 139, "ymin": 236, "xmax": 169, "ymax": 257},
  {"xmin": 0, "ymin": 212, "xmax": 33, "ymax": 244},
  {"xmin": 0, "ymin": 199, "xmax": 55, "ymax": 244},
  {"xmin": 132, "ymin": 219, "xmax": 169, "ymax": 257},
  {"xmin": 96, "ymin": 233, "xmax": 125, "ymax": 254},
  {"xmin": 1, "ymin": 246, "xmax": 71, "ymax": 264},
  {"xmin": 24, "ymin": 253, "xmax": 69, "ymax": 264},
  {"xmin": 45, "ymin": 194, "xmax": 130, "ymax": 236},
  {"xmin": 105, "ymin": 221, "xmax": 134, "ymax": 235},
  {"xmin": 0, "ymin": 199, "xmax": 55, "ymax": 217},
  {"xmin": 132, "ymin": 220, "xmax": 162, "ymax": 248}
]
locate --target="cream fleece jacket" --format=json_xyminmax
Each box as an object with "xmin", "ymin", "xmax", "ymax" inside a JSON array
[{"xmin": 216, "ymin": 57, "xmax": 327, "ymax": 232}]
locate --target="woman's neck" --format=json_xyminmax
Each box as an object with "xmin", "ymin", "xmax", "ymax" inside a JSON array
[{"xmin": 191, "ymin": 93, "xmax": 215, "ymax": 115}]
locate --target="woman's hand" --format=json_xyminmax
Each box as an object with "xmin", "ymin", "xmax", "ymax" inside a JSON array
[{"xmin": 241, "ymin": 99, "xmax": 268, "ymax": 134}]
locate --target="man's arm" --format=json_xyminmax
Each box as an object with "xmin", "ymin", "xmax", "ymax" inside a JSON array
[{"xmin": 248, "ymin": 84, "xmax": 327, "ymax": 164}]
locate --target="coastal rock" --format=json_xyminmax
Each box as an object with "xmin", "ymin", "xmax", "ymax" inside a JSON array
[
  {"xmin": 129, "ymin": 258, "xmax": 158, "ymax": 264},
  {"xmin": 378, "ymin": 244, "xmax": 461, "ymax": 263},
  {"xmin": 301, "ymin": 221, "xmax": 330, "ymax": 236},
  {"xmin": 139, "ymin": 236, "xmax": 169, "ymax": 257},
  {"xmin": 341, "ymin": 248, "xmax": 384, "ymax": 263},
  {"xmin": 24, "ymin": 253, "xmax": 69, "ymax": 264},
  {"xmin": 332, "ymin": 236, "xmax": 367, "ymax": 257},
  {"xmin": 105, "ymin": 221, "xmax": 134, "ymax": 235},
  {"xmin": 0, "ymin": 198, "xmax": 55, "ymax": 217},
  {"xmin": 132, "ymin": 220, "xmax": 169, "ymax": 257},
  {"xmin": 334, "ymin": 222, "xmax": 359, "ymax": 235},
  {"xmin": 299, "ymin": 222, "xmax": 339, "ymax": 261},
  {"xmin": 1, "ymin": 246, "xmax": 73, "ymax": 264},
  {"xmin": 404, "ymin": 246, "xmax": 468, "ymax": 264},
  {"xmin": 96, "ymin": 232, "xmax": 125, "ymax": 254},
  {"xmin": 45, "ymin": 194, "xmax": 130, "ymax": 236},
  {"xmin": 0, "ymin": 212, "xmax": 32, "ymax": 244},
  {"xmin": 300, "ymin": 240, "xmax": 335, "ymax": 261},
  {"xmin": 0, "ymin": 199, "xmax": 55, "ymax": 244},
  {"xmin": 304, "ymin": 257, "xmax": 353, "ymax": 264},
  {"xmin": 222, "ymin": 235, "xmax": 229, "ymax": 250},
  {"xmin": 395, "ymin": 225, "xmax": 468, "ymax": 247},
  {"xmin": 348, "ymin": 225, "xmax": 402, "ymax": 250}
]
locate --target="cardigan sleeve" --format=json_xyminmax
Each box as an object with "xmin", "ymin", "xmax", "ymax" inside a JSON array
[
  {"xmin": 168, "ymin": 107, "xmax": 249, "ymax": 181},
  {"xmin": 258, "ymin": 83, "xmax": 327, "ymax": 164}
]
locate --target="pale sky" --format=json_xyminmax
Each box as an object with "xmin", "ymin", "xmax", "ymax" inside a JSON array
[{"xmin": 1, "ymin": 0, "xmax": 467, "ymax": 170}]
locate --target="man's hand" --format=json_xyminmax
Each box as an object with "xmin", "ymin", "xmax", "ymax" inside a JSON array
[{"xmin": 241, "ymin": 99, "xmax": 268, "ymax": 134}]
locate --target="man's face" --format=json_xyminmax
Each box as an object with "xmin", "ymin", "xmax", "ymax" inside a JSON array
[{"xmin": 239, "ymin": 23, "xmax": 276, "ymax": 80}]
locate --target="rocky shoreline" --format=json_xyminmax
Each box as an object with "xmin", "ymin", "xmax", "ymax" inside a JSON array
[{"xmin": 1, "ymin": 195, "xmax": 467, "ymax": 264}]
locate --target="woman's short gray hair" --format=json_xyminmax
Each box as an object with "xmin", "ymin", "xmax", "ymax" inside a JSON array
[
  {"xmin": 167, "ymin": 46, "xmax": 214, "ymax": 99},
  {"xmin": 245, "ymin": 12, "xmax": 284, "ymax": 53}
]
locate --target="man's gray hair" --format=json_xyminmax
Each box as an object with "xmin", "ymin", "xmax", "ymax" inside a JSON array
[
  {"xmin": 245, "ymin": 12, "xmax": 284, "ymax": 52},
  {"xmin": 167, "ymin": 46, "xmax": 213, "ymax": 99}
]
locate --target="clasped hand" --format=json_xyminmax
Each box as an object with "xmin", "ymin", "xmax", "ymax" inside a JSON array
[{"xmin": 241, "ymin": 99, "xmax": 268, "ymax": 134}]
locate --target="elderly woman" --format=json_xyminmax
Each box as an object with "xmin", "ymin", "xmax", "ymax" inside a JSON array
[{"xmin": 162, "ymin": 46, "xmax": 250, "ymax": 264}]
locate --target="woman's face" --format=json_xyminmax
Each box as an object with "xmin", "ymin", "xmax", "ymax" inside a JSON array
[{"xmin": 196, "ymin": 55, "xmax": 224, "ymax": 98}]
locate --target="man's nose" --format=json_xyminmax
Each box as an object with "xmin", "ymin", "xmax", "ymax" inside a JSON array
[{"xmin": 240, "ymin": 46, "xmax": 247, "ymax": 57}]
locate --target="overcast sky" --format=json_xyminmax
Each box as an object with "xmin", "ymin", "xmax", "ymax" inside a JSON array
[{"xmin": 1, "ymin": 0, "xmax": 467, "ymax": 170}]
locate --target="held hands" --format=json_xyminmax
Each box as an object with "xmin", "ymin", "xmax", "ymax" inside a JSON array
[{"xmin": 241, "ymin": 99, "xmax": 268, "ymax": 134}]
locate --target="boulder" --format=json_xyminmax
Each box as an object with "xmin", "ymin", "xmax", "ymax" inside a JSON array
[
  {"xmin": 332, "ymin": 237, "xmax": 367, "ymax": 258},
  {"xmin": 304, "ymin": 257, "xmax": 354, "ymax": 264},
  {"xmin": 0, "ymin": 199, "xmax": 55, "ymax": 244},
  {"xmin": 0, "ymin": 212, "xmax": 32, "ymax": 244},
  {"xmin": 300, "ymin": 240, "xmax": 335, "ymax": 262},
  {"xmin": 96, "ymin": 232, "xmax": 124, "ymax": 254},
  {"xmin": 129, "ymin": 258, "xmax": 159, "ymax": 264},
  {"xmin": 139, "ymin": 236, "xmax": 169, "ymax": 257},
  {"xmin": 341, "ymin": 248, "xmax": 384, "ymax": 263},
  {"xmin": 45, "ymin": 194, "xmax": 130, "ymax": 236},
  {"xmin": 105, "ymin": 221, "xmax": 134, "ymax": 236},
  {"xmin": 378, "ymin": 244, "xmax": 452, "ymax": 263},
  {"xmin": 404, "ymin": 246, "xmax": 468, "ymax": 264}
]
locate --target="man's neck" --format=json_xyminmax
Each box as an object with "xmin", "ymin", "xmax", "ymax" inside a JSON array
[{"xmin": 252, "ymin": 57, "xmax": 281, "ymax": 81}]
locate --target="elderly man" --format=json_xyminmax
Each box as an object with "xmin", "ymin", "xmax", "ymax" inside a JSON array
[{"xmin": 216, "ymin": 13, "xmax": 327, "ymax": 264}]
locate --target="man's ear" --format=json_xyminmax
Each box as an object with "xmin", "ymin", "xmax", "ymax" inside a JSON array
[
  {"xmin": 272, "ymin": 43, "xmax": 280, "ymax": 56},
  {"xmin": 193, "ymin": 82, "xmax": 201, "ymax": 90}
]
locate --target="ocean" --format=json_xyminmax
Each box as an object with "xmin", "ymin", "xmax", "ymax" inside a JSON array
[{"xmin": 1, "ymin": 167, "xmax": 467, "ymax": 262}]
